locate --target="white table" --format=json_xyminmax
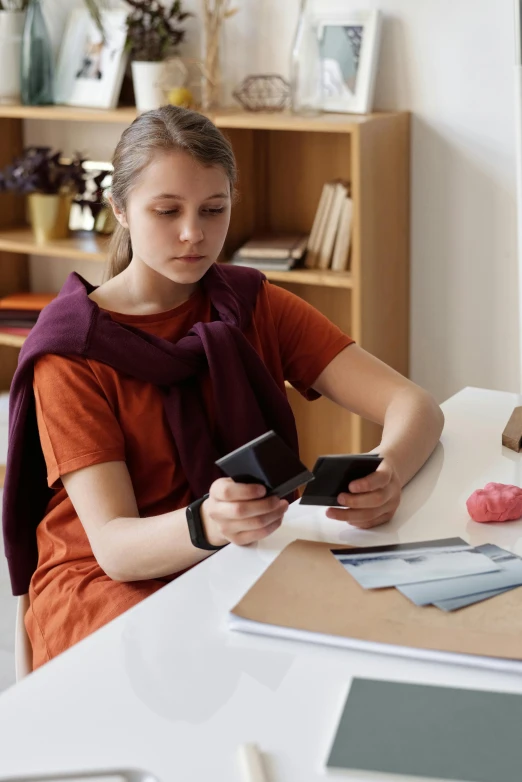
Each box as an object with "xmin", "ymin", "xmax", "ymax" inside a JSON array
[{"xmin": 1, "ymin": 387, "xmax": 522, "ymax": 782}]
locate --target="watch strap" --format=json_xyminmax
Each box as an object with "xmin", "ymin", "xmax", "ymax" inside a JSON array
[{"xmin": 186, "ymin": 494, "xmax": 227, "ymax": 551}]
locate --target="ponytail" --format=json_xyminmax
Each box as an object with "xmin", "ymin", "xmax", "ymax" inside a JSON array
[{"xmin": 106, "ymin": 222, "xmax": 132, "ymax": 280}]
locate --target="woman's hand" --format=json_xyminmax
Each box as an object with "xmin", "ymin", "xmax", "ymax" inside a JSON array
[
  {"xmin": 325, "ymin": 456, "xmax": 401, "ymax": 529},
  {"xmin": 200, "ymin": 478, "xmax": 288, "ymax": 546}
]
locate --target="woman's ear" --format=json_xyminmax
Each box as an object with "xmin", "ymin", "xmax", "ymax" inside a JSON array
[{"xmin": 107, "ymin": 194, "xmax": 128, "ymax": 229}]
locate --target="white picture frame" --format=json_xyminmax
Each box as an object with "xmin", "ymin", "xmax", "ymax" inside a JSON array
[
  {"xmin": 315, "ymin": 9, "xmax": 382, "ymax": 115},
  {"xmin": 54, "ymin": 9, "xmax": 128, "ymax": 110}
]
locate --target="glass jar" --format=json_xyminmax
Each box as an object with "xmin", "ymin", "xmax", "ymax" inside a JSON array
[
  {"xmin": 21, "ymin": 0, "xmax": 54, "ymax": 106},
  {"xmin": 290, "ymin": 0, "xmax": 323, "ymax": 116}
]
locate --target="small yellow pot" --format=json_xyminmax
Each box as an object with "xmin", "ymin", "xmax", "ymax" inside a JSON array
[
  {"xmin": 94, "ymin": 206, "xmax": 117, "ymax": 235},
  {"xmin": 28, "ymin": 193, "xmax": 73, "ymax": 244}
]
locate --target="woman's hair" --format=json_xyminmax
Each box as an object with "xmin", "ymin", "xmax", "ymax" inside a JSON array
[{"xmin": 106, "ymin": 105, "xmax": 237, "ymax": 279}]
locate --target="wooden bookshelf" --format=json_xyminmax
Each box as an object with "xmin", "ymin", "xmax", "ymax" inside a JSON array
[{"xmin": 0, "ymin": 106, "xmax": 410, "ymax": 465}]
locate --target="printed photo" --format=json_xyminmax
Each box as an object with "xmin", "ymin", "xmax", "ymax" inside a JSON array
[
  {"xmin": 76, "ymin": 36, "xmax": 105, "ymax": 81},
  {"xmin": 320, "ymin": 24, "xmax": 364, "ymax": 98},
  {"xmin": 399, "ymin": 544, "xmax": 522, "ymax": 607},
  {"xmin": 333, "ymin": 539, "xmax": 500, "ymax": 590}
]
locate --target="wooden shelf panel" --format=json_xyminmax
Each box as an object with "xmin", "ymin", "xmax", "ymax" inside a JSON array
[
  {"xmin": 0, "ymin": 228, "xmax": 109, "ymax": 261},
  {"xmin": 212, "ymin": 109, "xmax": 392, "ymax": 133},
  {"xmin": 0, "ymin": 228, "xmax": 352, "ymax": 287},
  {"xmin": 264, "ymin": 268, "xmax": 352, "ymax": 287},
  {"xmin": 0, "ymin": 104, "xmax": 398, "ymax": 133},
  {"xmin": 0, "ymin": 104, "xmax": 138, "ymax": 124},
  {"xmin": 0, "ymin": 332, "xmax": 25, "ymax": 348}
]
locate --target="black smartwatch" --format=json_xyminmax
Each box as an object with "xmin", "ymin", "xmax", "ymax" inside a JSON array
[{"xmin": 186, "ymin": 493, "xmax": 227, "ymax": 551}]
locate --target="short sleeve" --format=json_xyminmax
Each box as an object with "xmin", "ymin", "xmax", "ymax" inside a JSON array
[
  {"xmin": 265, "ymin": 283, "xmax": 354, "ymax": 399},
  {"xmin": 33, "ymin": 354, "xmax": 126, "ymax": 488}
]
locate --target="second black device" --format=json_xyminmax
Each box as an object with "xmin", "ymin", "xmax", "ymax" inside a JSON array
[{"xmin": 300, "ymin": 453, "xmax": 383, "ymax": 506}]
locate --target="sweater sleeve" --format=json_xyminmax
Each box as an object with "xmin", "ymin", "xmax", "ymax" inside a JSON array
[{"xmin": 33, "ymin": 353, "xmax": 126, "ymax": 488}]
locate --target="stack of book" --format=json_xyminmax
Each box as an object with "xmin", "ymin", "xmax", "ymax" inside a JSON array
[
  {"xmin": 230, "ymin": 233, "xmax": 309, "ymax": 272},
  {"xmin": 0, "ymin": 292, "xmax": 56, "ymax": 339},
  {"xmin": 305, "ymin": 179, "xmax": 353, "ymax": 272}
]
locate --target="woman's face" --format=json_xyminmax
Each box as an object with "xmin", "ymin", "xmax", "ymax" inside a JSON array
[{"xmin": 118, "ymin": 149, "xmax": 232, "ymax": 285}]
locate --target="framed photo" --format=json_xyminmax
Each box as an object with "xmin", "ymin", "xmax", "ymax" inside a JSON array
[
  {"xmin": 69, "ymin": 160, "xmax": 113, "ymax": 232},
  {"xmin": 55, "ymin": 9, "xmax": 128, "ymax": 110},
  {"xmin": 316, "ymin": 10, "xmax": 382, "ymax": 114}
]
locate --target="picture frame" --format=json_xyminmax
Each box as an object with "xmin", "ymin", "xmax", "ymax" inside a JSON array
[
  {"xmin": 315, "ymin": 9, "xmax": 382, "ymax": 115},
  {"xmin": 69, "ymin": 160, "xmax": 113, "ymax": 233},
  {"xmin": 54, "ymin": 9, "xmax": 128, "ymax": 110}
]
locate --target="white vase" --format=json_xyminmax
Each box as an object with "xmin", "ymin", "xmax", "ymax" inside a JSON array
[
  {"xmin": 131, "ymin": 61, "xmax": 167, "ymax": 112},
  {"xmin": 0, "ymin": 11, "xmax": 25, "ymax": 105}
]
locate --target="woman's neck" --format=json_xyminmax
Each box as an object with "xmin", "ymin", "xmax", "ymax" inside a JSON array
[
  {"xmin": 91, "ymin": 257, "xmax": 200, "ymax": 316},
  {"xmin": 122, "ymin": 259, "xmax": 199, "ymax": 313}
]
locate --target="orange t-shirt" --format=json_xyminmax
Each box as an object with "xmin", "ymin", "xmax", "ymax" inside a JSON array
[{"xmin": 27, "ymin": 280, "xmax": 353, "ymax": 669}]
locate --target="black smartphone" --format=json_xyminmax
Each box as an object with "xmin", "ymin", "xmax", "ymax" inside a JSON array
[
  {"xmin": 300, "ymin": 453, "xmax": 383, "ymax": 506},
  {"xmin": 215, "ymin": 430, "xmax": 314, "ymax": 498}
]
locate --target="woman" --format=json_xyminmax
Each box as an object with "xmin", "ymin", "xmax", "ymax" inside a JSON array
[{"xmin": 3, "ymin": 106, "xmax": 443, "ymax": 669}]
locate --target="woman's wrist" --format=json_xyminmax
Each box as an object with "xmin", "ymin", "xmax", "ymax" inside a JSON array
[
  {"xmin": 200, "ymin": 498, "xmax": 229, "ymax": 548},
  {"xmin": 372, "ymin": 446, "xmax": 403, "ymax": 485}
]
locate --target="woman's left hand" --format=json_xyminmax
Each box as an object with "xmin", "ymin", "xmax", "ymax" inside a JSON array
[{"xmin": 325, "ymin": 456, "xmax": 401, "ymax": 529}]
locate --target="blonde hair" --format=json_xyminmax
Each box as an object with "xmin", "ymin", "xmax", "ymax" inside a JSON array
[{"xmin": 106, "ymin": 105, "xmax": 237, "ymax": 279}]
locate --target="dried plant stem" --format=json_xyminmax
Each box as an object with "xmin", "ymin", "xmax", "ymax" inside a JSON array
[{"xmin": 201, "ymin": 0, "xmax": 236, "ymax": 110}]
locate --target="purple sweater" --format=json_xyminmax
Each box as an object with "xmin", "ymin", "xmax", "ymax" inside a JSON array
[{"xmin": 3, "ymin": 264, "xmax": 298, "ymax": 595}]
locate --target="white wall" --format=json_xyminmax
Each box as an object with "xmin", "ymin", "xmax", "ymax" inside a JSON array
[{"xmin": 28, "ymin": 0, "xmax": 519, "ymax": 402}]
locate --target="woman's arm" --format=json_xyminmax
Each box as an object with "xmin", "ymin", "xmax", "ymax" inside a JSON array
[
  {"xmin": 62, "ymin": 462, "xmax": 287, "ymax": 582},
  {"xmin": 313, "ymin": 344, "xmax": 444, "ymax": 528}
]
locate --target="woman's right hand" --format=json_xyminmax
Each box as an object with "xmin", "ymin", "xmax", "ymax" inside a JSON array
[{"xmin": 200, "ymin": 478, "xmax": 288, "ymax": 547}]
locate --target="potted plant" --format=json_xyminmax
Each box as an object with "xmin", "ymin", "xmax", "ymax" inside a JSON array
[
  {"xmin": 125, "ymin": 0, "xmax": 191, "ymax": 112},
  {"xmin": 0, "ymin": 0, "xmax": 28, "ymax": 105},
  {"xmin": 0, "ymin": 147, "xmax": 87, "ymax": 244}
]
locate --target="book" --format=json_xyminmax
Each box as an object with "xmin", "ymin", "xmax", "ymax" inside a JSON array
[
  {"xmin": 305, "ymin": 182, "xmax": 336, "ymax": 269},
  {"xmin": 229, "ymin": 539, "xmax": 522, "ymax": 674},
  {"xmin": 326, "ymin": 678, "xmax": 522, "ymax": 782},
  {"xmin": 230, "ymin": 258, "xmax": 297, "ymax": 271},
  {"xmin": 0, "ymin": 292, "xmax": 56, "ymax": 311},
  {"xmin": 331, "ymin": 195, "xmax": 353, "ymax": 272},
  {"xmin": 0, "ymin": 309, "xmax": 40, "ymax": 324},
  {"xmin": 229, "ymin": 253, "xmax": 298, "ymax": 272},
  {"xmin": 305, "ymin": 183, "xmax": 330, "ymax": 269},
  {"xmin": 317, "ymin": 182, "xmax": 348, "ymax": 270},
  {"xmin": 0, "ymin": 327, "xmax": 32, "ymax": 336},
  {"xmin": 236, "ymin": 234, "xmax": 308, "ymax": 260}
]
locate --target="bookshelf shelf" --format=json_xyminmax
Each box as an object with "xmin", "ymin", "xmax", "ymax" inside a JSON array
[
  {"xmin": 0, "ymin": 106, "xmax": 410, "ymax": 464},
  {"xmin": 0, "ymin": 332, "xmax": 26, "ymax": 348},
  {"xmin": 0, "ymin": 228, "xmax": 353, "ymax": 287},
  {"xmin": 260, "ymin": 268, "xmax": 352, "ymax": 288},
  {"xmin": 0, "ymin": 228, "xmax": 109, "ymax": 262},
  {"xmin": 0, "ymin": 103, "xmax": 395, "ymax": 133},
  {"xmin": 0, "ymin": 104, "xmax": 139, "ymax": 124}
]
